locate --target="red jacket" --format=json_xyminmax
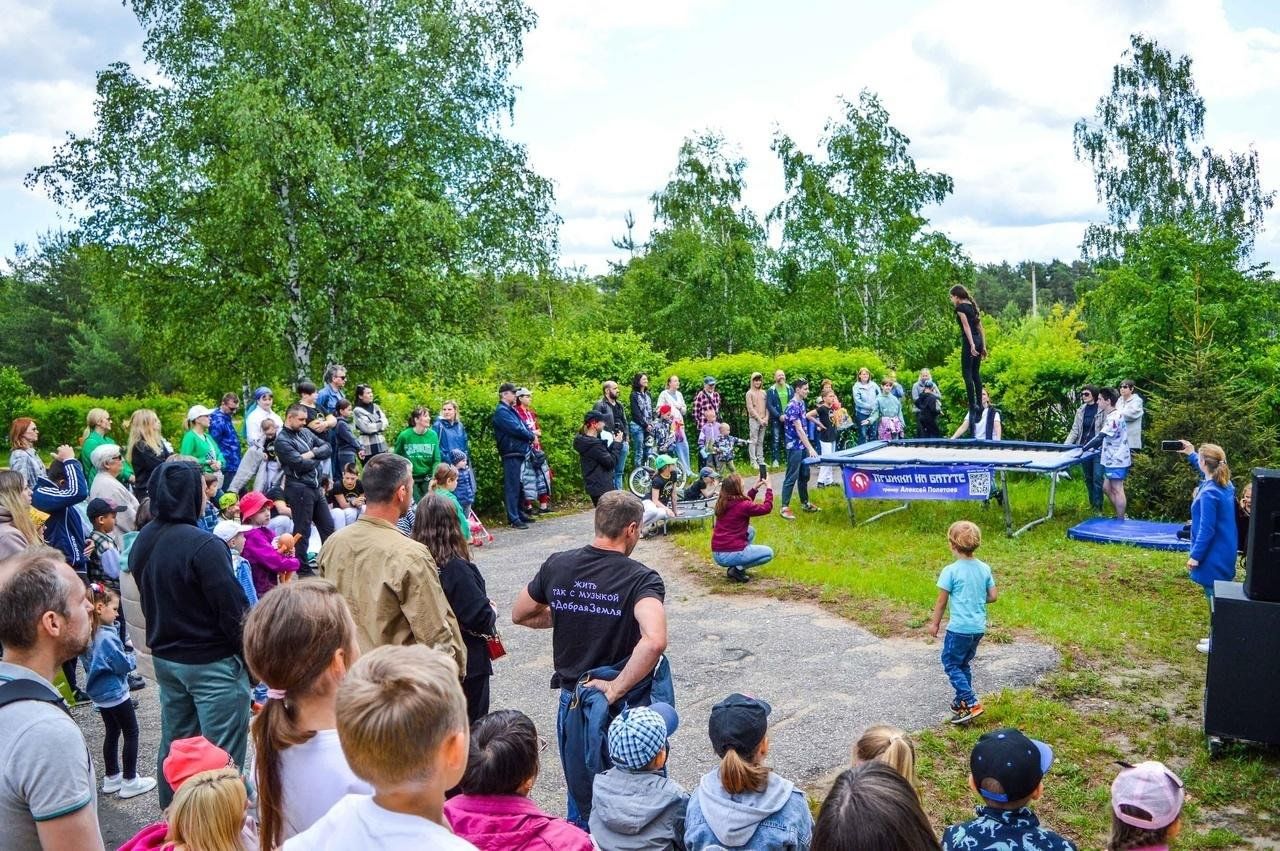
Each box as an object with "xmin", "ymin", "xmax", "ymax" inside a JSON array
[
  {"xmin": 444, "ymin": 793, "xmax": 593, "ymax": 851},
  {"xmin": 711, "ymin": 487, "xmax": 773, "ymax": 552}
]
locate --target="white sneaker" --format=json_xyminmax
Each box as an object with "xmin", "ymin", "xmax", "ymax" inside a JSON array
[
  {"xmin": 118, "ymin": 776, "xmax": 157, "ymax": 799},
  {"xmin": 101, "ymin": 774, "xmax": 122, "ymax": 794},
  {"xmin": 1196, "ymin": 638, "xmax": 1211, "ymax": 654}
]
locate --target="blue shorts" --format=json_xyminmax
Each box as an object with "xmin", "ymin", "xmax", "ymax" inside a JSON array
[{"xmin": 1102, "ymin": 465, "xmax": 1129, "ymax": 480}]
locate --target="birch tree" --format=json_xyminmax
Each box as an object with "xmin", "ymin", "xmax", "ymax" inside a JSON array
[{"xmin": 29, "ymin": 0, "xmax": 557, "ymax": 385}]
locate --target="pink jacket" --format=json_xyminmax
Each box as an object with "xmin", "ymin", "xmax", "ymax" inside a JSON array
[
  {"xmin": 242, "ymin": 525, "xmax": 300, "ymax": 597},
  {"xmin": 710, "ymin": 486, "xmax": 773, "ymax": 552},
  {"xmin": 444, "ymin": 794, "xmax": 593, "ymax": 851}
]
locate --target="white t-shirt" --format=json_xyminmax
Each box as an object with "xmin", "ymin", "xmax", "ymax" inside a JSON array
[
  {"xmin": 283, "ymin": 794, "xmax": 479, "ymax": 850},
  {"xmin": 246, "ymin": 407, "xmax": 284, "ymax": 447},
  {"xmin": 278, "ymin": 729, "xmax": 373, "ymax": 839}
]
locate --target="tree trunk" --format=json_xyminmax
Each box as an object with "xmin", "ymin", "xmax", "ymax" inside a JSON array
[{"xmin": 276, "ymin": 178, "xmax": 310, "ymax": 379}]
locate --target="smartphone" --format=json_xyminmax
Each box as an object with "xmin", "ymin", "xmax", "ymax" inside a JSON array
[{"xmin": 1161, "ymin": 440, "xmax": 1183, "ymax": 451}]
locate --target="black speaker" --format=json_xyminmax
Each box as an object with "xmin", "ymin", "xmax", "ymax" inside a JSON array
[
  {"xmin": 1245, "ymin": 468, "xmax": 1280, "ymax": 602},
  {"xmin": 1204, "ymin": 582, "xmax": 1280, "ymax": 746}
]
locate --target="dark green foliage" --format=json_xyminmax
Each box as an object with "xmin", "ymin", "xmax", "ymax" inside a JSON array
[
  {"xmin": 972, "ymin": 259, "xmax": 1090, "ymax": 316},
  {"xmin": 1125, "ymin": 347, "xmax": 1278, "ymax": 520},
  {"xmin": 531, "ymin": 330, "xmax": 665, "ymax": 390},
  {"xmin": 0, "ymin": 368, "xmax": 34, "ymax": 440}
]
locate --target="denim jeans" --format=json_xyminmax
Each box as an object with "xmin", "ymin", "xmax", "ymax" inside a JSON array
[
  {"xmin": 154, "ymin": 655, "xmax": 251, "ymax": 806},
  {"xmin": 613, "ymin": 439, "xmax": 630, "ymax": 492},
  {"xmin": 672, "ymin": 437, "xmax": 691, "ymax": 475},
  {"xmin": 629, "ymin": 422, "xmax": 648, "ymax": 467},
  {"xmin": 556, "ymin": 687, "xmax": 588, "ymax": 829},
  {"xmin": 941, "ymin": 630, "xmax": 983, "ymax": 706},
  {"xmin": 781, "ymin": 446, "xmax": 810, "ymax": 508},
  {"xmin": 501, "ymin": 455, "xmax": 524, "ymax": 523},
  {"xmin": 1081, "ymin": 457, "xmax": 1104, "ymax": 510},
  {"xmin": 769, "ymin": 418, "xmax": 785, "ymax": 465},
  {"xmin": 713, "ymin": 527, "xmax": 774, "ymax": 569}
]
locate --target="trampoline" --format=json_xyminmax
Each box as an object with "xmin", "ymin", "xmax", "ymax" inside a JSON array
[
  {"xmin": 1067, "ymin": 517, "xmax": 1190, "ymax": 552},
  {"xmin": 806, "ymin": 439, "xmax": 1099, "ymax": 537}
]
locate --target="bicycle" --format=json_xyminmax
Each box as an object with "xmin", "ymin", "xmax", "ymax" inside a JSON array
[{"xmin": 629, "ymin": 457, "xmax": 695, "ymax": 497}]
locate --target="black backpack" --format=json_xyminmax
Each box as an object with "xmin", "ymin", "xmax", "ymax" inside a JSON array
[{"xmin": 0, "ymin": 678, "xmax": 70, "ymax": 716}]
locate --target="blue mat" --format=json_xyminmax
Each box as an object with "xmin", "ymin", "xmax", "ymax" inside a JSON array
[{"xmin": 1067, "ymin": 517, "xmax": 1190, "ymax": 552}]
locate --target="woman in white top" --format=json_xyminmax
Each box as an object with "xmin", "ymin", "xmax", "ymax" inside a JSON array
[
  {"xmin": 657, "ymin": 376, "xmax": 690, "ymax": 474},
  {"xmin": 244, "ymin": 579, "xmax": 372, "ymax": 848},
  {"xmin": 1116, "ymin": 379, "xmax": 1144, "ymax": 449},
  {"xmin": 951, "ymin": 387, "xmax": 1003, "ymax": 441},
  {"xmin": 88, "ymin": 444, "xmax": 140, "ymax": 541},
  {"xmin": 245, "ymin": 387, "xmax": 285, "ymax": 492}
]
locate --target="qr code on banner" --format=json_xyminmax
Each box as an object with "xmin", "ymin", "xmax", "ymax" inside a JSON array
[{"xmin": 967, "ymin": 469, "xmax": 992, "ymax": 497}]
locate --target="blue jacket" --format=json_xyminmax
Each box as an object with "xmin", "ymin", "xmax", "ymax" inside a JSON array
[
  {"xmin": 492, "ymin": 403, "xmax": 534, "ymax": 459},
  {"xmin": 315, "ymin": 384, "xmax": 344, "ymax": 415},
  {"xmin": 1190, "ymin": 479, "xmax": 1238, "ymax": 589},
  {"xmin": 561, "ymin": 656, "xmax": 674, "ymax": 825},
  {"xmin": 209, "ymin": 409, "xmax": 242, "ymax": 473},
  {"xmin": 454, "ymin": 467, "xmax": 477, "ymax": 508},
  {"xmin": 80, "ymin": 623, "xmax": 134, "ymax": 708},
  {"xmin": 434, "ymin": 417, "xmax": 472, "ymax": 460},
  {"xmin": 685, "ymin": 769, "xmax": 812, "ymax": 851},
  {"xmin": 765, "ymin": 386, "xmax": 786, "ymax": 421},
  {"xmin": 33, "ymin": 459, "xmax": 89, "ymax": 572}
]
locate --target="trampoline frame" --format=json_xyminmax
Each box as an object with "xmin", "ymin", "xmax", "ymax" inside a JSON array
[{"xmin": 805, "ymin": 439, "xmax": 1099, "ymax": 537}]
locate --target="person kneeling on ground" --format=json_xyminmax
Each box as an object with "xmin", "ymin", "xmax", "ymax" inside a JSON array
[
  {"xmin": 681, "ymin": 466, "xmax": 720, "ymax": 502},
  {"xmin": 685, "ymin": 693, "xmax": 813, "ymax": 850},
  {"xmin": 445, "ymin": 709, "xmax": 593, "ymax": 851},
  {"xmin": 641, "ymin": 455, "xmax": 681, "ymax": 533},
  {"xmin": 941, "ymin": 728, "xmax": 1076, "ymax": 851},
  {"xmin": 590, "ymin": 703, "xmax": 687, "ymax": 850},
  {"xmin": 711, "ymin": 474, "xmax": 774, "ymax": 583}
]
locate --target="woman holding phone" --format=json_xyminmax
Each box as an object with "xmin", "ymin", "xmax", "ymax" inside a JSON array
[{"xmin": 710, "ymin": 473, "xmax": 774, "ymax": 583}]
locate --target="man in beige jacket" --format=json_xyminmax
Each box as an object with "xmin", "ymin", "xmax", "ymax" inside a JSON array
[
  {"xmin": 318, "ymin": 453, "xmax": 465, "ymax": 673},
  {"xmin": 745, "ymin": 372, "xmax": 770, "ymax": 478}
]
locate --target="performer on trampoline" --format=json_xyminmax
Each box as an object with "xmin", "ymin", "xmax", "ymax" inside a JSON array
[{"xmin": 949, "ymin": 284, "xmax": 987, "ymax": 427}]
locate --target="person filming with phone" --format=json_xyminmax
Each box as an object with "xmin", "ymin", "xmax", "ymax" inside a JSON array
[{"xmin": 710, "ymin": 472, "xmax": 774, "ymax": 583}]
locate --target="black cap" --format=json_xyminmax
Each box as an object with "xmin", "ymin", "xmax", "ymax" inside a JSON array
[
  {"xmin": 498, "ymin": 382, "xmax": 517, "ymax": 394},
  {"xmin": 708, "ymin": 693, "xmax": 771, "ymax": 757},
  {"xmin": 970, "ymin": 728, "xmax": 1054, "ymax": 803},
  {"xmin": 583, "ymin": 410, "xmax": 606, "ymax": 424},
  {"xmin": 86, "ymin": 498, "xmax": 119, "ymax": 520}
]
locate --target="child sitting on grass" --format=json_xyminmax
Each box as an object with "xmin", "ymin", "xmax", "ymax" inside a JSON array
[
  {"xmin": 590, "ymin": 703, "xmax": 687, "ymax": 851},
  {"xmin": 942, "ymin": 728, "xmax": 1076, "ymax": 851},
  {"xmin": 1108, "ymin": 761, "xmax": 1184, "ymax": 851},
  {"xmin": 928, "ymin": 520, "xmax": 997, "ymax": 725},
  {"xmin": 283, "ymin": 645, "xmax": 477, "ymax": 849}
]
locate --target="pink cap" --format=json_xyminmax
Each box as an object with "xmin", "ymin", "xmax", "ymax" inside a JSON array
[{"xmin": 1111, "ymin": 761, "xmax": 1184, "ymax": 830}]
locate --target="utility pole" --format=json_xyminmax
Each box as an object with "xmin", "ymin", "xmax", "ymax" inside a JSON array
[{"xmin": 1030, "ymin": 263, "xmax": 1038, "ymax": 316}]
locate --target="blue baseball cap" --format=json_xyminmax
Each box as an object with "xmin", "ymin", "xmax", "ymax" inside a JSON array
[{"xmin": 607, "ymin": 703, "xmax": 679, "ymax": 770}]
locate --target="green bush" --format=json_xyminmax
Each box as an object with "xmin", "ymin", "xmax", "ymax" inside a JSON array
[
  {"xmin": 532, "ymin": 330, "xmax": 665, "ymax": 389},
  {"xmin": 8, "ymin": 394, "xmax": 193, "ymax": 453},
  {"xmin": 0, "ymin": 367, "xmax": 33, "ymax": 446}
]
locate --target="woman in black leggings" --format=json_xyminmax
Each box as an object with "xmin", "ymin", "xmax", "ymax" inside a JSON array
[{"xmin": 949, "ymin": 285, "xmax": 987, "ymax": 429}]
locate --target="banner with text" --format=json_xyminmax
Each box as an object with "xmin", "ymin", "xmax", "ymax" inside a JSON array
[{"xmin": 842, "ymin": 465, "xmax": 994, "ymax": 501}]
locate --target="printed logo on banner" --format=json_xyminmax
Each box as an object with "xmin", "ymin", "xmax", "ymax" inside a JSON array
[{"xmin": 843, "ymin": 465, "xmax": 995, "ymax": 502}]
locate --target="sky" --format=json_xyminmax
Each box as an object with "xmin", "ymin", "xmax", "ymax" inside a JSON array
[{"xmin": 2, "ymin": 0, "xmax": 1279, "ymax": 274}]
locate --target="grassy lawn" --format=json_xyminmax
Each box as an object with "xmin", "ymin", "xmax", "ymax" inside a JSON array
[{"xmin": 670, "ymin": 472, "xmax": 1280, "ymax": 848}]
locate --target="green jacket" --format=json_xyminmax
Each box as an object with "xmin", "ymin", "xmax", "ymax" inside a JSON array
[
  {"xmin": 179, "ymin": 429, "xmax": 226, "ymax": 474},
  {"xmin": 81, "ymin": 431, "xmax": 133, "ymax": 487},
  {"xmin": 436, "ymin": 487, "xmax": 472, "ymax": 542},
  {"xmin": 393, "ymin": 427, "xmax": 440, "ymax": 478}
]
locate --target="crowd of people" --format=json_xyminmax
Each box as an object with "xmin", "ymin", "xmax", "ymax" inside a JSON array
[{"xmin": 0, "ymin": 284, "xmax": 1234, "ymax": 849}]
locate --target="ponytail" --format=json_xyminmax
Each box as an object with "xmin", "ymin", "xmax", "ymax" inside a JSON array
[
  {"xmin": 719, "ymin": 747, "xmax": 771, "ymax": 795},
  {"xmin": 243, "ymin": 580, "xmax": 355, "ymax": 850},
  {"xmin": 853, "ymin": 725, "xmax": 918, "ymax": 793},
  {"xmin": 949, "ymin": 284, "xmax": 979, "ymax": 313},
  {"xmin": 1199, "ymin": 443, "xmax": 1231, "ymax": 487}
]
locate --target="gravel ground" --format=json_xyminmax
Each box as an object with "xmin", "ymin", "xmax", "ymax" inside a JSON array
[{"xmin": 89, "ymin": 506, "xmax": 1059, "ymax": 846}]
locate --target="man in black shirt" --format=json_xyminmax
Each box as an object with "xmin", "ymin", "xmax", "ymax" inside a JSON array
[
  {"xmin": 592, "ymin": 380, "xmax": 629, "ymax": 491},
  {"xmin": 512, "ymin": 491, "xmax": 668, "ymax": 827}
]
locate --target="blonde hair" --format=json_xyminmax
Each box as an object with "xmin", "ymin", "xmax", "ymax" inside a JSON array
[
  {"xmin": 719, "ymin": 744, "xmax": 771, "ymax": 795},
  {"xmin": 1198, "ymin": 443, "xmax": 1231, "ymax": 487},
  {"xmin": 336, "ymin": 645, "xmax": 466, "ymax": 787},
  {"xmin": 948, "ymin": 520, "xmax": 981, "ymax": 556},
  {"xmin": 126, "ymin": 409, "xmax": 165, "ymax": 461},
  {"xmin": 82, "ymin": 408, "xmax": 110, "ymax": 443},
  {"xmin": 854, "ymin": 725, "xmax": 918, "ymax": 792},
  {"xmin": 0, "ymin": 470, "xmax": 38, "ymax": 546},
  {"xmin": 165, "ymin": 767, "xmax": 246, "ymax": 851}
]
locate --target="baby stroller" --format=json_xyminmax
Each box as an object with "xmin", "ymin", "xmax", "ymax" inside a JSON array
[{"xmin": 468, "ymin": 507, "xmax": 494, "ymax": 546}]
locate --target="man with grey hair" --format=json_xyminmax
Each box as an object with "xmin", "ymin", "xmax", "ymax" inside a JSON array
[
  {"xmin": 0, "ymin": 547, "xmax": 103, "ymax": 850},
  {"xmin": 318, "ymin": 453, "xmax": 465, "ymax": 673},
  {"xmin": 512, "ymin": 490, "xmax": 669, "ymax": 828}
]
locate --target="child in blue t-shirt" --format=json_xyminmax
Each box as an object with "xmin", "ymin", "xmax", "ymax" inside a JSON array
[{"xmin": 928, "ymin": 520, "xmax": 997, "ymax": 725}]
